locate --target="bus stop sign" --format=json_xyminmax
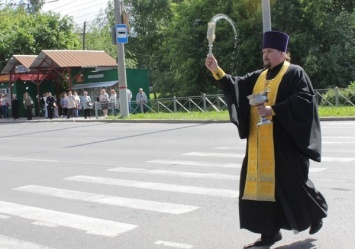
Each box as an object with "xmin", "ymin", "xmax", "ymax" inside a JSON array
[{"xmin": 116, "ymin": 24, "xmax": 128, "ymax": 44}]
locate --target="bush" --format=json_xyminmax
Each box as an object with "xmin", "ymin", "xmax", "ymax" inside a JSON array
[{"xmin": 320, "ymin": 84, "xmax": 355, "ymax": 106}]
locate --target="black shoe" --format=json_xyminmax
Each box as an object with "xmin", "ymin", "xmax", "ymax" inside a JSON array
[
  {"xmin": 309, "ymin": 220, "xmax": 323, "ymax": 234},
  {"xmin": 243, "ymin": 232, "xmax": 282, "ymax": 248}
]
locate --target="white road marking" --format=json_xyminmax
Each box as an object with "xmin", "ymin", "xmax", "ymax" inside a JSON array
[
  {"xmin": 14, "ymin": 185, "xmax": 198, "ymax": 215},
  {"xmin": 0, "ymin": 157, "xmax": 58, "ymax": 163},
  {"xmin": 65, "ymin": 176, "xmax": 239, "ymax": 198},
  {"xmin": 32, "ymin": 221, "xmax": 58, "ymax": 227},
  {"xmin": 148, "ymin": 159, "xmax": 239, "ymax": 168},
  {"xmin": 323, "ymin": 142, "xmax": 355, "ymax": 144},
  {"xmin": 108, "ymin": 167, "xmax": 237, "ymax": 180},
  {"xmin": 322, "ymin": 157, "xmax": 355, "ymax": 162},
  {"xmin": 183, "ymin": 152, "xmax": 245, "ymax": 158},
  {"xmin": 0, "ymin": 201, "xmax": 137, "ymax": 237},
  {"xmin": 0, "ymin": 214, "xmax": 11, "ymax": 219},
  {"xmin": 184, "ymin": 152, "xmax": 354, "ymax": 162},
  {"xmin": 154, "ymin": 240, "xmax": 194, "ymax": 248},
  {"xmin": 0, "ymin": 235, "xmax": 56, "ymax": 249},
  {"xmin": 309, "ymin": 168, "xmax": 327, "ymax": 172}
]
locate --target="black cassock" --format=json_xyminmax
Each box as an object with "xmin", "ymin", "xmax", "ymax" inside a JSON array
[{"xmin": 217, "ymin": 61, "xmax": 328, "ymax": 234}]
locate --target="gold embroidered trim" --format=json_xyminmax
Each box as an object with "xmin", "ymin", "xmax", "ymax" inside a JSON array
[{"xmin": 242, "ymin": 61, "xmax": 290, "ymax": 201}]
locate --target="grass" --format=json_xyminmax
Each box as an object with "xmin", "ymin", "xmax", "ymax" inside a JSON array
[
  {"xmin": 318, "ymin": 106, "xmax": 355, "ymax": 117},
  {"xmin": 108, "ymin": 106, "xmax": 354, "ymax": 120}
]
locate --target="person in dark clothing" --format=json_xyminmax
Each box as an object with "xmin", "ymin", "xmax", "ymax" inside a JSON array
[
  {"xmin": 23, "ymin": 92, "xmax": 33, "ymax": 120},
  {"xmin": 205, "ymin": 31, "xmax": 327, "ymax": 248},
  {"xmin": 11, "ymin": 94, "xmax": 19, "ymax": 120},
  {"xmin": 46, "ymin": 92, "xmax": 56, "ymax": 119}
]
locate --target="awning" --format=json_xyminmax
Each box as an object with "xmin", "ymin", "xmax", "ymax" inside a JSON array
[{"xmin": 72, "ymin": 80, "xmax": 118, "ymax": 90}]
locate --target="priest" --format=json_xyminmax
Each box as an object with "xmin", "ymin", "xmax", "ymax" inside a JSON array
[{"xmin": 205, "ymin": 31, "xmax": 328, "ymax": 248}]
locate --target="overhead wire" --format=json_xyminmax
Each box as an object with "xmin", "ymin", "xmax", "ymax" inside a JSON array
[{"xmin": 43, "ymin": 0, "xmax": 108, "ymax": 24}]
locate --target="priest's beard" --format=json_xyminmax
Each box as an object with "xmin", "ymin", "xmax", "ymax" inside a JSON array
[{"xmin": 264, "ymin": 60, "xmax": 271, "ymax": 69}]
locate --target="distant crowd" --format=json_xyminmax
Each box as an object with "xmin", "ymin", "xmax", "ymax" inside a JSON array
[{"xmin": 0, "ymin": 87, "xmax": 149, "ymax": 120}]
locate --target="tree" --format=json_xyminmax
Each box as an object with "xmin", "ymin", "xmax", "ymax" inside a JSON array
[
  {"xmin": 75, "ymin": 0, "xmax": 354, "ymax": 96},
  {"xmin": 273, "ymin": 0, "xmax": 355, "ymax": 88},
  {"xmin": 0, "ymin": 7, "xmax": 80, "ymax": 67}
]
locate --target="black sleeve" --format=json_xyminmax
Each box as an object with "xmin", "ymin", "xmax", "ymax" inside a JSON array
[
  {"xmin": 272, "ymin": 65, "xmax": 321, "ymax": 162},
  {"xmin": 216, "ymin": 72, "xmax": 258, "ymax": 139}
]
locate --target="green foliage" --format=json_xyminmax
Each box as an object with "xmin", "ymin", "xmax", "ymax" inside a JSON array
[
  {"xmin": 273, "ymin": 0, "xmax": 355, "ymax": 89},
  {"xmin": 34, "ymin": 0, "xmax": 354, "ymax": 98},
  {"xmin": 0, "ymin": 7, "xmax": 80, "ymax": 64},
  {"xmin": 320, "ymin": 87, "xmax": 355, "ymax": 106}
]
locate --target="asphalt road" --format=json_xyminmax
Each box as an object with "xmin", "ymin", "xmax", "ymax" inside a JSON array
[{"xmin": 0, "ymin": 120, "xmax": 354, "ymax": 249}]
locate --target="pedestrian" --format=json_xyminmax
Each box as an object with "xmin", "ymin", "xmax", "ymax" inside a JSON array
[
  {"xmin": 127, "ymin": 88, "xmax": 132, "ymax": 113},
  {"xmin": 205, "ymin": 30, "xmax": 328, "ymax": 248},
  {"xmin": 109, "ymin": 89, "xmax": 117, "ymax": 116},
  {"xmin": 135, "ymin": 88, "xmax": 147, "ymax": 113},
  {"xmin": 60, "ymin": 92, "xmax": 68, "ymax": 118},
  {"xmin": 65, "ymin": 91, "xmax": 77, "ymax": 119},
  {"xmin": 23, "ymin": 92, "xmax": 33, "ymax": 120},
  {"xmin": 81, "ymin": 91, "xmax": 92, "ymax": 119},
  {"xmin": 11, "ymin": 94, "xmax": 19, "ymax": 120},
  {"xmin": 0, "ymin": 93, "xmax": 9, "ymax": 119},
  {"xmin": 45, "ymin": 92, "xmax": 56, "ymax": 119},
  {"xmin": 99, "ymin": 88, "xmax": 109, "ymax": 117},
  {"xmin": 73, "ymin": 91, "xmax": 81, "ymax": 117}
]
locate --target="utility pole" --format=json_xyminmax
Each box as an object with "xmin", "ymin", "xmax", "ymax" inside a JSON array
[
  {"xmin": 261, "ymin": 0, "xmax": 272, "ymax": 32},
  {"xmin": 114, "ymin": 0, "xmax": 129, "ymax": 117},
  {"xmin": 83, "ymin": 21, "xmax": 86, "ymax": 50}
]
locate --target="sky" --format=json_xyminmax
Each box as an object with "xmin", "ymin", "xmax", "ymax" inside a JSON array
[
  {"xmin": 1, "ymin": 0, "xmax": 109, "ymax": 26},
  {"xmin": 42, "ymin": 0, "xmax": 109, "ymax": 27}
]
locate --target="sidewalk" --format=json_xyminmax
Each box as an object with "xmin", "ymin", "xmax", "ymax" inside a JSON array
[{"xmin": 1, "ymin": 116, "xmax": 355, "ymax": 123}]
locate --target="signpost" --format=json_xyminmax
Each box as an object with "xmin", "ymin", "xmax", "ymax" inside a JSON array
[
  {"xmin": 114, "ymin": 0, "xmax": 129, "ymax": 117},
  {"xmin": 116, "ymin": 24, "xmax": 128, "ymax": 44}
]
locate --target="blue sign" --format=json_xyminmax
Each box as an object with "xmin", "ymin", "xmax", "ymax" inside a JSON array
[{"xmin": 116, "ymin": 24, "xmax": 128, "ymax": 44}]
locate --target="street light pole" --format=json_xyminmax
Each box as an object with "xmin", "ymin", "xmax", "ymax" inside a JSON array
[
  {"xmin": 261, "ymin": 0, "xmax": 272, "ymax": 32},
  {"xmin": 114, "ymin": 0, "xmax": 129, "ymax": 117}
]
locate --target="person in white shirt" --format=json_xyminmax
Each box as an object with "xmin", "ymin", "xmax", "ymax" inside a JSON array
[
  {"xmin": 127, "ymin": 88, "xmax": 132, "ymax": 113},
  {"xmin": 99, "ymin": 88, "xmax": 109, "ymax": 117},
  {"xmin": 109, "ymin": 89, "xmax": 117, "ymax": 116},
  {"xmin": 65, "ymin": 91, "xmax": 77, "ymax": 119}
]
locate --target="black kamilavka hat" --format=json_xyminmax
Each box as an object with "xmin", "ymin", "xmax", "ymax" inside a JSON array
[{"xmin": 263, "ymin": 31, "xmax": 289, "ymax": 52}]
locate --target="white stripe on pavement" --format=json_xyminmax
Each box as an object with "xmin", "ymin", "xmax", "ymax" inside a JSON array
[
  {"xmin": 14, "ymin": 185, "xmax": 198, "ymax": 215},
  {"xmin": 0, "ymin": 235, "xmax": 56, "ymax": 249},
  {"xmin": 0, "ymin": 214, "xmax": 11, "ymax": 219},
  {"xmin": 0, "ymin": 201, "xmax": 137, "ymax": 237},
  {"xmin": 65, "ymin": 176, "xmax": 238, "ymax": 198},
  {"xmin": 0, "ymin": 157, "xmax": 59, "ymax": 163},
  {"xmin": 148, "ymin": 159, "xmax": 239, "ymax": 168},
  {"xmin": 323, "ymin": 142, "xmax": 355, "ymax": 144},
  {"xmin": 183, "ymin": 152, "xmax": 245, "ymax": 158},
  {"xmin": 108, "ymin": 167, "xmax": 237, "ymax": 180},
  {"xmin": 154, "ymin": 240, "xmax": 194, "ymax": 248},
  {"xmin": 322, "ymin": 157, "xmax": 355, "ymax": 162},
  {"xmin": 185, "ymin": 152, "xmax": 354, "ymax": 162},
  {"xmin": 309, "ymin": 168, "xmax": 327, "ymax": 172}
]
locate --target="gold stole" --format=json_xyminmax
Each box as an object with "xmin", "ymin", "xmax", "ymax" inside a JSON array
[{"xmin": 242, "ymin": 61, "xmax": 290, "ymax": 201}]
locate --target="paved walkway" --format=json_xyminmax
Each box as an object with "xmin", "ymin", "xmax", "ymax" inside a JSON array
[{"xmin": 1, "ymin": 116, "xmax": 354, "ymax": 123}]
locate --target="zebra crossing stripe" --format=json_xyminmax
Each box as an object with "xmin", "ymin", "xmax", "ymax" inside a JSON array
[
  {"xmin": 0, "ymin": 201, "xmax": 137, "ymax": 237},
  {"xmin": 65, "ymin": 176, "xmax": 238, "ymax": 198},
  {"xmin": 148, "ymin": 159, "xmax": 239, "ymax": 168},
  {"xmin": 14, "ymin": 185, "xmax": 199, "ymax": 215},
  {"xmin": 154, "ymin": 240, "xmax": 194, "ymax": 248},
  {"xmin": 108, "ymin": 167, "xmax": 237, "ymax": 180},
  {"xmin": 183, "ymin": 152, "xmax": 245, "ymax": 158},
  {"xmin": 0, "ymin": 235, "xmax": 56, "ymax": 249},
  {"xmin": 0, "ymin": 157, "xmax": 59, "ymax": 163},
  {"xmin": 184, "ymin": 152, "xmax": 354, "ymax": 162},
  {"xmin": 322, "ymin": 157, "xmax": 355, "ymax": 162}
]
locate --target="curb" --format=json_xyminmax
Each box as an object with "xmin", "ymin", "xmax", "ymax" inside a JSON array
[{"xmin": 0, "ymin": 117, "xmax": 354, "ymax": 124}]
